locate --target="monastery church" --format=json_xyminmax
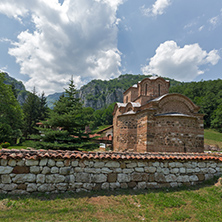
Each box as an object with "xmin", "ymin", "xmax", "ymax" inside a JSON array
[{"xmin": 112, "ymin": 76, "xmax": 204, "ymax": 153}]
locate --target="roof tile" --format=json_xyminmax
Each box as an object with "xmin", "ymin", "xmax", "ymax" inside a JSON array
[{"xmin": 0, "ymin": 149, "xmax": 221, "ymax": 162}]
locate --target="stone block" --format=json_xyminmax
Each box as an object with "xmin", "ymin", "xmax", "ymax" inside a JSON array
[
  {"xmin": 64, "ymin": 159, "xmax": 71, "ymax": 167},
  {"xmin": 154, "ymin": 173, "xmax": 166, "ymax": 182},
  {"xmin": 120, "ymin": 162, "xmax": 126, "ymax": 169},
  {"xmin": 180, "ymin": 168, "xmax": 186, "ymax": 174},
  {"xmin": 101, "ymin": 167, "xmax": 112, "ymax": 174},
  {"xmin": 27, "ymin": 183, "xmax": 37, "ymax": 192},
  {"xmin": 2, "ymin": 184, "xmax": 17, "ymax": 191},
  {"xmin": 110, "ymin": 182, "xmax": 120, "ymax": 190},
  {"xmin": 120, "ymin": 183, "xmax": 128, "ymax": 189},
  {"xmin": 83, "ymin": 183, "xmax": 94, "ymax": 190},
  {"xmin": 162, "ymin": 168, "xmax": 170, "ymax": 174},
  {"xmin": 198, "ymin": 162, "xmax": 206, "ymax": 168},
  {"xmin": 30, "ymin": 166, "xmax": 41, "ymax": 174},
  {"xmin": 170, "ymin": 168, "xmax": 179, "ymax": 174},
  {"xmin": 197, "ymin": 174, "xmax": 205, "ymax": 181},
  {"xmin": 123, "ymin": 168, "xmax": 134, "ymax": 174},
  {"xmin": 0, "ymin": 166, "xmax": 13, "ymax": 174},
  {"xmin": 48, "ymin": 159, "xmax": 55, "ymax": 167},
  {"xmin": 189, "ymin": 175, "xmax": 198, "ymax": 182},
  {"xmin": 126, "ymin": 162, "xmax": 137, "ymax": 168},
  {"xmin": 9, "ymin": 190, "xmax": 29, "ymax": 195},
  {"xmin": 1, "ymin": 159, "xmax": 7, "ymax": 166},
  {"xmin": 46, "ymin": 174, "xmax": 65, "ymax": 183},
  {"xmin": 60, "ymin": 167, "xmax": 71, "ymax": 175},
  {"xmin": 165, "ymin": 174, "xmax": 176, "ymax": 182},
  {"xmin": 17, "ymin": 184, "xmax": 27, "ymax": 190},
  {"xmin": 13, "ymin": 174, "xmax": 36, "ymax": 183},
  {"xmin": 105, "ymin": 161, "xmax": 120, "ymax": 168},
  {"xmin": 131, "ymin": 173, "xmax": 142, "ymax": 182},
  {"xmin": 38, "ymin": 184, "xmax": 55, "ymax": 192},
  {"xmin": 26, "ymin": 159, "xmax": 39, "ymax": 166},
  {"xmin": 135, "ymin": 167, "xmax": 144, "ymax": 173},
  {"xmin": 91, "ymin": 174, "xmax": 107, "ymax": 183},
  {"xmin": 107, "ymin": 173, "xmax": 117, "ymax": 183},
  {"xmin": 177, "ymin": 175, "xmax": 189, "ymax": 183},
  {"xmin": 71, "ymin": 160, "xmax": 79, "ymax": 167},
  {"xmin": 208, "ymin": 168, "xmax": 216, "ymax": 174},
  {"xmin": 94, "ymin": 161, "xmax": 105, "ymax": 168},
  {"xmin": 101, "ymin": 182, "xmax": 109, "ymax": 190},
  {"xmin": 37, "ymin": 174, "xmax": 45, "ymax": 183},
  {"xmin": 137, "ymin": 182, "xmax": 146, "ymax": 189},
  {"xmin": 128, "ymin": 181, "xmax": 137, "ymax": 188},
  {"xmin": 16, "ymin": 160, "xmax": 25, "ymax": 166},
  {"xmin": 56, "ymin": 161, "xmax": 64, "ymax": 167},
  {"xmin": 51, "ymin": 167, "xmax": 59, "ymax": 174},
  {"xmin": 153, "ymin": 162, "xmax": 160, "ymax": 167},
  {"xmin": 56, "ymin": 183, "xmax": 68, "ymax": 191},
  {"xmin": 144, "ymin": 166, "xmax": 156, "ymax": 173},
  {"xmin": 42, "ymin": 166, "xmax": 51, "ymax": 174},
  {"xmin": 8, "ymin": 159, "xmax": 16, "ymax": 166},
  {"xmin": 93, "ymin": 184, "xmax": 101, "ymax": 190},
  {"xmin": 1, "ymin": 175, "xmax": 11, "ymax": 183},
  {"xmin": 39, "ymin": 158, "xmax": 48, "ymax": 166},
  {"xmin": 76, "ymin": 173, "xmax": 90, "ymax": 183},
  {"xmin": 12, "ymin": 166, "xmax": 29, "ymax": 174},
  {"xmin": 117, "ymin": 173, "xmax": 130, "ymax": 183},
  {"xmin": 75, "ymin": 167, "xmax": 84, "ymax": 172}
]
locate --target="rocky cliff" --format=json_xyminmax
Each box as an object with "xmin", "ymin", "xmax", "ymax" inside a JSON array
[
  {"xmin": 2, "ymin": 71, "xmax": 29, "ymax": 105},
  {"xmin": 47, "ymin": 74, "xmax": 181, "ymax": 110}
]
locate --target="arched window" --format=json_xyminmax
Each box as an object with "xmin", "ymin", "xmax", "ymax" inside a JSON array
[{"xmin": 126, "ymin": 96, "xmax": 128, "ymax": 103}]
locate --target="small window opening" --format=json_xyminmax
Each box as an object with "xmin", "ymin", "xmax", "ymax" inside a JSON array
[{"xmin": 158, "ymin": 84, "xmax": 161, "ymax": 96}]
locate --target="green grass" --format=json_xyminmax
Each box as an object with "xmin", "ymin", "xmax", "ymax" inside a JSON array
[
  {"xmin": 0, "ymin": 178, "xmax": 221, "ymax": 221},
  {"xmin": 204, "ymin": 129, "xmax": 222, "ymax": 148}
]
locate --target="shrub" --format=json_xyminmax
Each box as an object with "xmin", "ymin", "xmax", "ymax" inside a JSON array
[{"xmin": 1, "ymin": 142, "xmax": 10, "ymax": 148}]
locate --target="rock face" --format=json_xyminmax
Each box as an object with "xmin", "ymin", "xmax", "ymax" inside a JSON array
[
  {"xmin": 2, "ymin": 71, "xmax": 28, "ymax": 105},
  {"xmin": 46, "ymin": 74, "xmax": 152, "ymax": 110}
]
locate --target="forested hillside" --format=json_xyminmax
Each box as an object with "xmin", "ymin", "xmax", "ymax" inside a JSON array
[
  {"xmin": 47, "ymin": 74, "xmax": 181, "ymax": 109},
  {"xmin": 170, "ymin": 79, "xmax": 222, "ymax": 131},
  {"xmin": 3, "ymin": 72, "xmax": 29, "ymax": 105}
]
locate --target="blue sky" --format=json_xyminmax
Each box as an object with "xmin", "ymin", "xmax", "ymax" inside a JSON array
[{"xmin": 0, "ymin": 0, "xmax": 221, "ymax": 95}]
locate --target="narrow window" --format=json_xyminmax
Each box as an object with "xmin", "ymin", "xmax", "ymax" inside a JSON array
[
  {"xmin": 126, "ymin": 96, "xmax": 128, "ymax": 103},
  {"xmin": 145, "ymin": 84, "xmax": 148, "ymax": 95},
  {"xmin": 158, "ymin": 84, "xmax": 161, "ymax": 96}
]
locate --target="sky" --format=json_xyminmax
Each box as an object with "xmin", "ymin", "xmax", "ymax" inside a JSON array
[{"xmin": 0, "ymin": 0, "xmax": 222, "ymax": 95}]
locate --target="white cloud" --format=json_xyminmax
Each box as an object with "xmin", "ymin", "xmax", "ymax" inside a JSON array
[
  {"xmin": 141, "ymin": 0, "xmax": 171, "ymax": 17},
  {"xmin": 141, "ymin": 40, "xmax": 220, "ymax": 81},
  {"xmin": 0, "ymin": 0, "xmax": 123, "ymax": 94}
]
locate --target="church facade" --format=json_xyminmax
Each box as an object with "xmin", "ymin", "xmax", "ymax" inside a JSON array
[{"xmin": 113, "ymin": 76, "xmax": 204, "ymax": 153}]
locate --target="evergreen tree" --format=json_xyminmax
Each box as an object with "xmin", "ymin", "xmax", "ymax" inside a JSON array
[
  {"xmin": 0, "ymin": 73, "xmax": 23, "ymax": 144},
  {"xmin": 22, "ymin": 88, "xmax": 41, "ymax": 138},
  {"xmin": 33, "ymin": 77, "xmax": 97, "ymax": 150}
]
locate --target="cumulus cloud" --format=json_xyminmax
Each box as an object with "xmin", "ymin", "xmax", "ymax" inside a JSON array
[
  {"xmin": 141, "ymin": 0, "xmax": 171, "ymax": 17},
  {"xmin": 141, "ymin": 41, "xmax": 220, "ymax": 81},
  {"xmin": 0, "ymin": 0, "xmax": 123, "ymax": 94}
]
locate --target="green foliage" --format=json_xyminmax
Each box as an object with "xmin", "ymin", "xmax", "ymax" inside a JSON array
[
  {"xmin": 22, "ymin": 89, "xmax": 49, "ymax": 138},
  {"xmin": 0, "ymin": 73, "xmax": 23, "ymax": 144},
  {"xmin": 33, "ymin": 77, "xmax": 97, "ymax": 150},
  {"xmin": 170, "ymin": 79, "xmax": 222, "ymax": 130},
  {"xmin": 1, "ymin": 142, "xmax": 10, "ymax": 148}
]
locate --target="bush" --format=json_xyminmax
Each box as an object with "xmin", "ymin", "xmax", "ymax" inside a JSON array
[{"xmin": 1, "ymin": 142, "xmax": 11, "ymax": 148}]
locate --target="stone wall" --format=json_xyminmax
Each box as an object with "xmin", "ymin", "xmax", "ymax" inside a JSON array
[{"xmin": 0, "ymin": 152, "xmax": 221, "ymax": 194}]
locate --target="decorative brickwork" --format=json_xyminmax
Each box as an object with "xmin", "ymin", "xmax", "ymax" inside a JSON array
[{"xmin": 113, "ymin": 76, "xmax": 204, "ymax": 153}]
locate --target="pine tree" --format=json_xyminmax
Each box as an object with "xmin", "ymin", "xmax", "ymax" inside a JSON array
[
  {"xmin": 0, "ymin": 73, "xmax": 23, "ymax": 144},
  {"xmin": 33, "ymin": 77, "xmax": 97, "ymax": 150}
]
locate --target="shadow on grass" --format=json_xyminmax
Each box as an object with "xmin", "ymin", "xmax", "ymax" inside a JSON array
[{"xmin": 0, "ymin": 176, "xmax": 220, "ymax": 202}]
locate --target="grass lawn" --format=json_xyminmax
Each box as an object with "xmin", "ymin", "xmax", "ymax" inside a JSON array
[
  {"xmin": 204, "ymin": 129, "xmax": 222, "ymax": 149},
  {"xmin": 0, "ymin": 177, "xmax": 221, "ymax": 221}
]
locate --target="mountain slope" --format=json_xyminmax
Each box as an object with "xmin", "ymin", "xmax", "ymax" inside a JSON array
[
  {"xmin": 47, "ymin": 74, "xmax": 181, "ymax": 110},
  {"xmin": 2, "ymin": 72, "xmax": 29, "ymax": 105}
]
